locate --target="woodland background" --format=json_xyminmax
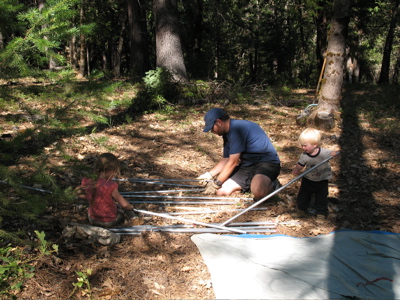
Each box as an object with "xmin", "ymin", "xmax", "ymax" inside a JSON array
[
  {"xmin": 0, "ymin": 0, "xmax": 400, "ymax": 299},
  {"xmin": 1, "ymin": 0, "xmax": 400, "ymax": 85}
]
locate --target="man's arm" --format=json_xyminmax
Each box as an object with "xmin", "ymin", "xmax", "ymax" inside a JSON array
[
  {"xmin": 197, "ymin": 157, "xmax": 229, "ymax": 183},
  {"xmin": 206, "ymin": 157, "xmax": 229, "ymax": 177},
  {"xmin": 215, "ymin": 153, "xmax": 241, "ymax": 183}
]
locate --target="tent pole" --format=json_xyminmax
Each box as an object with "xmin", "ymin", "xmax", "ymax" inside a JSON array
[
  {"xmin": 133, "ymin": 208, "xmax": 247, "ymax": 234},
  {"xmin": 221, "ymin": 154, "xmax": 338, "ymax": 226}
]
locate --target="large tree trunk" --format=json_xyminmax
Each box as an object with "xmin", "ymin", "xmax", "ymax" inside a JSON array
[
  {"xmin": 153, "ymin": 0, "xmax": 188, "ymax": 82},
  {"xmin": 378, "ymin": 0, "xmax": 400, "ymax": 84},
  {"xmin": 309, "ymin": 0, "xmax": 352, "ymax": 131},
  {"xmin": 127, "ymin": 0, "xmax": 150, "ymax": 79}
]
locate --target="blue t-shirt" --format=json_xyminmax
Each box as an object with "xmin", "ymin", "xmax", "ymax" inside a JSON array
[{"xmin": 222, "ymin": 119, "xmax": 280, "ymax": 165}]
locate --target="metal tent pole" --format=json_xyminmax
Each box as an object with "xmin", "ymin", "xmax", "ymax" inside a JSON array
[
  {"xmin": 166, "ymin": 207, "xmax": 268, "ymax": 215},
  {"xmin": 0, "ymin": 180, "xmax": 52, "ymax": 193},
  {"xmin": 129, "ymin": 200, "xmax": 237, "ymax": 205},
  {"xmin": 125, "ymin": 194, "xmax": 252, "ymax": 200},
  {"xmin": 116, "ymin": 178, "xmax": 204, "ymax": 182},
  {"xmin": 133, "ymin": 208, "xmax": 247, "ymax": 234},
  {"xmin": 111, "ymin": 227, "xmax": 276, "ymax": 234},
  {"xmin": 115, "ymin": 178, "xmax": 201, "ymax": 188},
  {"xmin": 120, "ymin": 189, "xmax": 204, "ymax": 194},
  {"xmin": 221, "ymin": 154, "xmax": 338, "ymax": 226}
]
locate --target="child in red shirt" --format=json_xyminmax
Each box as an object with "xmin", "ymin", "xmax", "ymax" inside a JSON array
[{"xmin": 77, "ymin": 153, "xmax": 137, "ymax": 228}]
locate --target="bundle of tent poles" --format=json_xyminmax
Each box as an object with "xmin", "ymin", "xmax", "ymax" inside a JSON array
[
  {"xmin": 111, "ymin": 154, "xmax": 337, "ymax": 234},
  {"xmin": 1, "ymin": 154, "xmax": 336, "ymax": 235}
]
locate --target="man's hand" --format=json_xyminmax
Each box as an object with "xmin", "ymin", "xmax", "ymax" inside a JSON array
[
  {"xmin": 204, "ymin": 181, "xmax": 220, "ymax": 194},
  {"xmin": 196, "ymin": 172, "xmax": 214, "ymax": 185}
]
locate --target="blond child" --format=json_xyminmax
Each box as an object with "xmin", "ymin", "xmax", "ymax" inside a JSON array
[
  {"xmin": 291, "ymin": 128, "xmax": 339, "ymax": 222},
  {"xmin": 77, "ymin": 153, "xmax": 138, "ymax": 228}
]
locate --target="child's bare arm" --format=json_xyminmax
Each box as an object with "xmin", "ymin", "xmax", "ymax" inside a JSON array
[
  {"xmin": 292, "ymin": 163, "xmax": 303, "ymax": 175},
  {"xmin": 331, "ymin": 150, "xmax": 340, "ymax": 157},
  {"xmin": 112, "ymin": 189, "xmax": 134, "ymax": 211},
  {"xmin": 75, "ymin": 185, "xmax": 86, "ymax": 200}
]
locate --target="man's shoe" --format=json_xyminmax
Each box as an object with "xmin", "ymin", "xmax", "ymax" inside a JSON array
[
  {"xmin": 291, "ymin": 210, "xmax": 307, "ymax": 218},
  {"xmin": 272, "ymin": 179, "xmax": 282, "ymax": 191}
]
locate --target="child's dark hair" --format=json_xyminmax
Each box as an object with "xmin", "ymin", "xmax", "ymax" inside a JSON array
[{"xmin": 94, "ymin": 153, "xmax": 121, "ymax": 179}]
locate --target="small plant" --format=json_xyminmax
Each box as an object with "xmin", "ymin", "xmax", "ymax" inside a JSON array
[
  {"xmin": 34, "ymin": 230, "xmax": 58, "ymax": 256},
  {"xmin": 125, "ymin": 114, "xmax": 133, "ymax": 124},
  {"xmin": 70, "ymin": 269, "xmax": 92, "ymax": 299},
  {"xmin": 131, "ymin": 67, "xmax": 179, "ymax": 112},
  {"xmin": 0, "ymin": 231, "xmax": 58, "ymax": 299},
  {"xmin": 0, "ymin": 244, "xmax": 35, "ymax": 299}
]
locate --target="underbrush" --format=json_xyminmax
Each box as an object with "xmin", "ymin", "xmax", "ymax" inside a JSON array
[{"xmin": 0, "ymin": 231, "xmax": 58, "ymax": 299}]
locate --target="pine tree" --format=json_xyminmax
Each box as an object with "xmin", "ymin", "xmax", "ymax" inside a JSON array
[{"xmin": 0, "ymin": 0, "xmax": 81, "ymax": 77}]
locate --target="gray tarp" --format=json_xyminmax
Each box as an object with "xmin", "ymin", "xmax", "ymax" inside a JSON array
[{"xmin": 191, "ymin": 230, "xmax": 400, "ymax": 299}]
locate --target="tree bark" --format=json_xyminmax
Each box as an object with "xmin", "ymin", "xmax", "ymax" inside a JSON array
[
  {"xmin": 127, "ymin": 0, "xmax": 150, "ymax": 79},
  {"xmin": 112, "ymin": 11, "xmax": 126, "ymax": 78},
  {"xmin": 153, "ymin": 0, "xmax": 188, "ymax": 82},
  {"xmin": 309, "ymin": 0, "xmax": 352, "ymax": 131},
  {"xmin": 78, "ymin": 0, "xmax": 87, "ymax": 77},
  {"xmin": 38, "ymin": 0, "xmax": 57, "ymax": 70},
  {"xmin": 315, "ymin": 1, "xmax": 329, "ymax": 73},
  {"xmin": 392, "ymin": 49, "xmax": 400, "ymax": 84},
  {"xmin": 378, "ymin": 0, "xmax": 400, "ymax": 84},
  {"xmin": 0, "ymin": 32, "xmax": 3, "ymax": 49}
]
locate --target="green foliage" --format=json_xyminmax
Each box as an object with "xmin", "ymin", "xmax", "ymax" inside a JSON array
[
  {"xmin": 0, "ymin": 0, "xmax": 82, "ymax": 77},
  {"xmin": 70, "ymin": 269, "xmax": 92, "ymax": 299},
  {"xmin": 0, "ymin": 159, "xmax": 75, "ymax": 230},
  {"xmin": 35, "ymin": 231, "xmax": 58, "ymax": 256},
  {"xmin": 0, "ymin": 231, "xmax": 57, "ymax": 299},
  {"xmin": 0, "ymin": 245, "xmax": 34, "ymax": 298},
  {"xmin": 0, "ymin": 77, "xmax": 139, "ymax": 239},
  {"xmin": 130, "ymin": 68, "xmax": 180, "ymax": 112},
  {"xmin": 0, "ymin": 0, "xmax": 24, "ymax": 37}
]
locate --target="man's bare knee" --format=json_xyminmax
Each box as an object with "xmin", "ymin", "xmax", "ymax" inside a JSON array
[{"xmin": 216, "ymin": 189, "xmax": 230, "ymax": 196}]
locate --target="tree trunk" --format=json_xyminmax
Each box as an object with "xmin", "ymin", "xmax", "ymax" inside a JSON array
[
  {"xmin": 112, "ymin": 12, "xmax": 126, "ymax": 78},
  {"xmin": 0, "ymin": 32, "xmax": 3, "ymax": 49},
  {"xmin": 38, "ymin": 0, "xmax": 57, "ymax": 70},
  {"xmin": 315, "ymin": 1, "xmax": 329, "ymax": 73},
  {"xmin": 377, "ymin": 0, "xmax": 400, "ymax": 84},
  {"xmin": 153, "ymin": 0, "xmax": 188, "ymax": 82},
  {"xmin": 309, "ymin": 0, "xmax": 352, "ymax": 131},
  {"xmin": 392, "ymin": 49, "xmax": 400, "ymax": 84},
  {"xmin": 78, "ymin": 0, "xmax": 87, "ymax": 77},
  {"xmin": 126, "ymin": 0, "xmax": 150, "ymax": 79}
]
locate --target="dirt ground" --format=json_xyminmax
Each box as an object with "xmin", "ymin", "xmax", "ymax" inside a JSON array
[{"xmin": 2, "ymin": 87, "xmax": 400, "ymax": 299}]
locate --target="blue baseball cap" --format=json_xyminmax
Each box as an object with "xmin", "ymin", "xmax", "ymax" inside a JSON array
[{"xmin": 203, "ymin": 108, "xmax": 226, "ymax": 132}]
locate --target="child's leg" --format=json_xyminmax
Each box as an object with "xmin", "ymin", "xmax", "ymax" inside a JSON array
[
  {"xmin": 296, "ymin": 178, "xmax": 313, "ymax": 212},
  {"xmin": 313, "ymin": 180, "xmax": 329, "ymax": 216}
]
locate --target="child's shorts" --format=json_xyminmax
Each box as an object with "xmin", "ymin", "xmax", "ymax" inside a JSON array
[{"xmin": 88, "ymin": 211, "xmax": 124, "ymax": 228}]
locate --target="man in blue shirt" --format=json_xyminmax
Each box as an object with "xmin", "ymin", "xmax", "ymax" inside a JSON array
[{"xmin": 197, "ymin": 108, "xmax": 281, "ymax": 201}]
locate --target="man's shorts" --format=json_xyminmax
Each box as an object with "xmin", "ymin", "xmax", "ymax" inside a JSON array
[{"xmin": 230, "ymin": 161, "xmax": 281, "ymax": 192}]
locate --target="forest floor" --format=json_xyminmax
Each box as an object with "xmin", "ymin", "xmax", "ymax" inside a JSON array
[{"xmin": 1, "ymin": 83, "xmax": 399, "ymax": 299}]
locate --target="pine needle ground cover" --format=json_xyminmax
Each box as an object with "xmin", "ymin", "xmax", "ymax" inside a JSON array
[{"xmin": 0, "ymin": 79, "xmax": 399, "ymax": 299}]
